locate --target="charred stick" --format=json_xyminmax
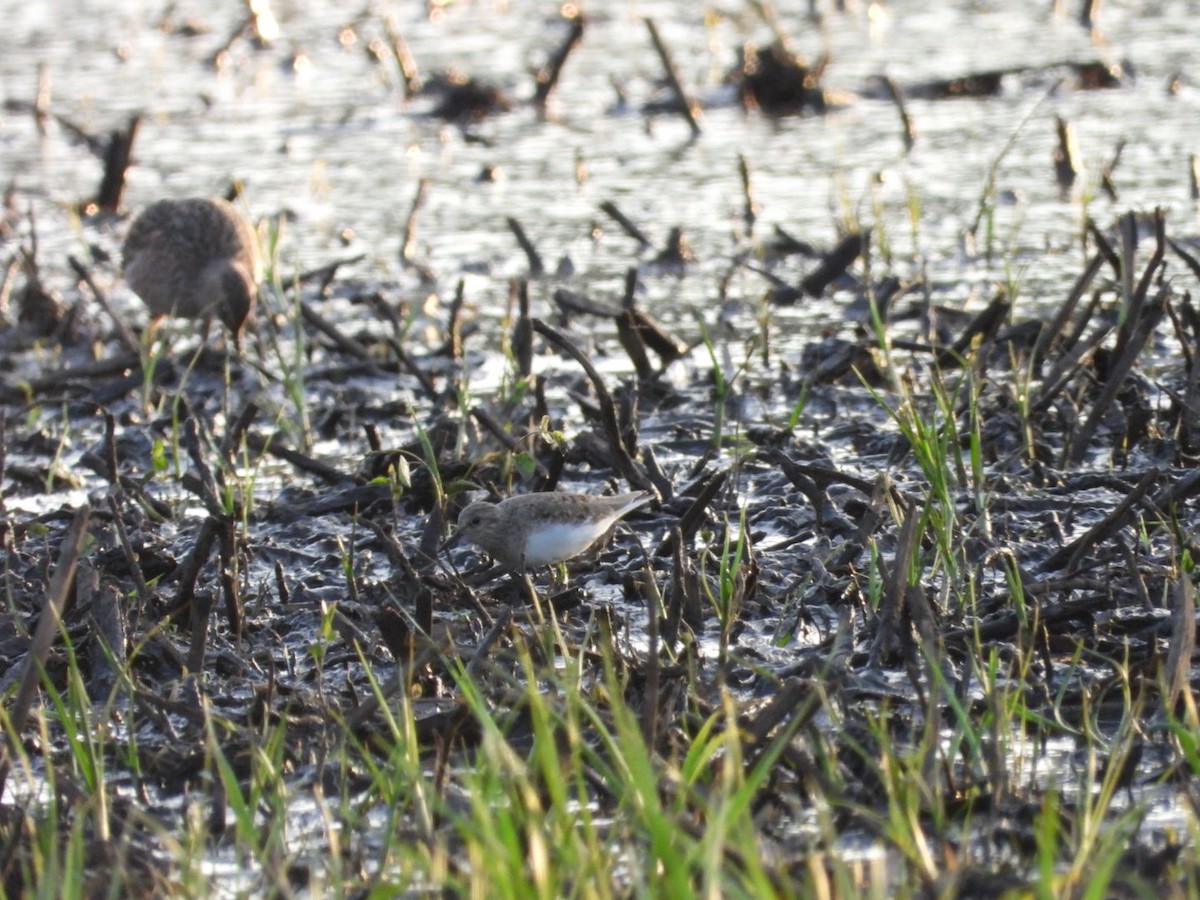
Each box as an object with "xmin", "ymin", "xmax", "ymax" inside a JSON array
[
  {"xmin": 1163, "ymin": 294, "xmax": 1194, "ymax": 373},
  {"xmin": 108, "ymin": 495, "xmax": 151, "ymax": 610},
  {"xmin": 531, "ymin": 317, "xmax": 651, "ymax": 491},
  {"xmin": 1053, "ymin": 115, "xmax": 1081, "ymax": 197},
  {"xmin": 640, "ymin": 443, "xmax": 673, "ymax": 501},
  {"xmin": 383, "ymin": 16, "xmax": 422, "ymax": 99},
  {"xmin": 868, "ymin": 500, "xmax": 922, "ymax": 667},
  {"xmin": 281, "ymin": 483, "xmax": 393, "ymax": 519},
  {"xmin": 102, "ymin": 412, "xmax": 120, "ymax": 484},
  {"xmin": 946, "ymin": 592, "xmax": 1109, "ymax": 646},
  {"xmin": 445, "ymin": 278, "xmax": 465, "ymax": 360},
  {"xmin": 1152, "ymin": 468, "xmax": 1200, "ymax": 509},
  {"xmin": 881, "ymin": 75, "xmax": 916, "ymax": 153},
  {"xmin": 69, "ymin": 255, "xmax": 140, "ymax": 357},
  {"xmin": 1118, "ymin": 210, "xmax": 1139, "ymax": 318},
  {"xmin": 220, "ymin": 400, "xmax": 259, "ymax": 461},
  {"xmin": 1035, "ymin": 302, "xmax": 1110, "ymax": 406},
  {"xmin": 1130, "ymin": 209, "xmax": 1167, "ymax": 313},
  {"xmin": 0, "ymin": 354, "xmax": 142, "ymax": 401},
  {"xmin": 400, "ymin": 177, "xmax": 429, "ymax": 264},
  {"xmin": 645, "ymin": 19, "xmax": 701, "ymax": 136},
  {"xmin": 274, "ymin": 560, "xmax": 290, "ymax": 605},
  {"xmin": 181, "ymin": 419, "xmax": 225, "ymax": 518},
  {"xmin": 85, "ymin": 568, "xmax": 127, "ymax": 702},
  {"xmin": 534, "ymin": 14, "xmax": 585, "ymax": 111},
  {"xmin": 1086, "ymin": 219, "xmax": 1121, "ymax": 279},
  {"xmin": 1063, "ymin": 296, "xmax": 1164, "ymax": 466},
  {"xmin": 282, "ymin": 254, "xmax": 366, "ymax": 289},
  {"xmin": 1043, "ymin": 468, "xmax": 1160, "ymax": 571},
  {"xmin": 767, "ymin": 449, "xmax": 829, "ymax": 524},
  {"xmin": 654, "ymin": 227, "xmax": 692, "ymax": 268},
  {"xmin": 1, "ymin": 502, "xmax": 92, "ymax": 794},
  {"xmin": 748, "ymin": 0, "xmax": 800, "ymax": 56},
  {"xmin": 0, "ymin": 419, "xmax": 9, "ymax": 556},
  {"xmin": 800, "ymin": 232, "xmax": 863, "ymax": 297},
  {"xmin": 512, "ymin": 279, "xmax": 533, "ymax": 378},
  {"xmin": 656, "ymin": 468, "xmax": 727, "ymax": 556},
  {"xmin": 599, "ymin": 201, "xmax": 654, "ymax": 250},
  {"xmin": 553, "ymin": 286, "xmax": 621, "ymax": 318},
  {"xmin": 169, "ymin": 516, "xmax": 219, "ymax": 625},
  {"xmin": 244, "ymin": 430, "xmax": 349, "ymax": 485},
  {"xmin": 621, "ymin": 267, "xmax": 638, "ymax": 309},
  {"xmin": 616, "ymin": 310, "xmax": 655, "ymax": 380},
  {"xmin": 207, "ymin": 14, "xmax": 255, "ymax": 67},
  {"xmin": 935, "ymin": 291, "xmax": 1011, "ymax": 367},
  {"xmin": 1166, "ymin": 573, "xmax": 1195, "ymax": 710},
  {"xmin": 1169, "ymin": 238, "xmax": 1200, "ymax": 284},
  {"xmin": 417, "ymin": 504, "xmax": 446, "ymax": 571},
  {"xmin": 300, "ymin": 300, "xmax": 374, "ymax": 361},
  {"xmin": 217, "ymin": 516, "xmax": 242, "ymax": 638},
  {"xmin": 623, "ymin": 309, "xmax": 686, "ymax": 365},
  {"xmin": 386, "ymin": 337, "xmax": 439, "ymax": 402},
  {"xmin": 186, "ymin": 590, "xmax": 215, "ymax": 674},
  {"xmin": 738, "ymin": 154, "xmax": 758, "ymax": 235},
  {"xmin": 1099, "ymin": 138, "xmax": 1124, "ymax": 202},
  {"xmin": 506, "ymin": 217, "xmax": 545, "ymax": 275},
  {"xmin": 640, "ymin": 551, "xmax": 662, "ymax": 748},
  {"xmin": 1065, "ymin": 213, "xmax": 1167, "ymax": 461},
  {"xmin": 670, "ymin": 526, "xmax": 704, "ymax": 637},
  {"xmin": 1032, "ymin": 251, "xmax": 1104, "ymax": 368},
  {"xmin": 95, "ymin": 114, "xmax": 140, "ymax": 214}
]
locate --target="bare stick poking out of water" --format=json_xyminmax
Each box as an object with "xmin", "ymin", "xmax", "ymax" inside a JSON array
[{"xmin": 645, "ymin": 19, "xmax": 701, "ymax": 137}]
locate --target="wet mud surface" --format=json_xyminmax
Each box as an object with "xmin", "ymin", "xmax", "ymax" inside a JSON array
[{"xmin": 2, "ymin": 1, "xmax": 1200, "ymax": 894}]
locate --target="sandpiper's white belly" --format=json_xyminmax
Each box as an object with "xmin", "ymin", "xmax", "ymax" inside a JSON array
[{"xmin": 522, "ymin": 519, "xmax": 614, "ymax": 567}]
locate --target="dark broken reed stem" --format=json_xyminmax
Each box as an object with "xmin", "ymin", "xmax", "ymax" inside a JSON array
[
  {"xmin": 599, "ymin": 201, "xmax": 654, "ymax": 249},
  {"xmin": 383, "ymin": 16, "xmax": 422, "ymax": 99},
  {"xmin": 400, "ymin": 177, "xmax": 429, "ymax": 265},
  {"xmin": 1064, "ymin": 209, "xmax": 1166, "ymax": 465},
  {"xmin": 95, "ymin": 114, "xmax": 139, "ymax": 214},
  {"xmin": 512, "ymin": 278, "xmax": 533, "ymax": 379},
  {"xmin": 506, "ymin": 216, "xmax": 545, "ymax": 275},
  {"xmin": 868, "ymin": 499, "xmax": 922, "ymax": 668},
  {"xmin": 738, "ymin": 154, "xmax": 757, "ymax": 235},
  {"xmin": 644, "ymin": 19, "xmax": 702, "ymax": 137},
  {"xmin": 0, "ymin": 503, "xmax": 92, "ymax": 796},
  {"xmin": 69, "ymin": 255, "xmax": 141, "ymax": 357},
  {"xmin": 531, "ymin": 317, "xmax": 652, "ymax": 491},
  {"xmin": 880, "ymin": 75, "xmax": 916, "ymax": 153},
  {"xmin": 300, "ymin": 299, "xmax": 373, "ymax": 361},
  {"xmin": 533, "ymin": 13, "xmax": 585, "ymax": 113}
]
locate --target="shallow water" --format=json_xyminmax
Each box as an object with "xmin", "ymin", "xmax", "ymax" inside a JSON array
[
  {"xmin": 3, "ymin": 0, "xmax": 1200, "ymax": 892},
  {"xmin": 6, "ymin": 1, "xmax": 1200, "ymax": 323}
]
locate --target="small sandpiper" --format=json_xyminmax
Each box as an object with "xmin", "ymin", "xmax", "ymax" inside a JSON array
[
  {"xmin": 122, "ymin": 197, "xmax": 260, "ymax": 346},
  {"xmin": 447, "ymin": 490, "xmax": 654, "ymax": 572}
]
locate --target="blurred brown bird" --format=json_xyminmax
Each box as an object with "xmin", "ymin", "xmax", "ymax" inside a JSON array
[{"xmin": 122, "ymin": 197, "xmax": 260, "ymax": 346}]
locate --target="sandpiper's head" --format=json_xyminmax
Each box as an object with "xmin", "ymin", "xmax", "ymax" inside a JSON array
[
  {"xmin": 208, "ymin": 261, "xmax": 258, "ymax": 340},
  {"xmin": 453, "ymin": 500, "xmax": 501, "ymax": 546}
]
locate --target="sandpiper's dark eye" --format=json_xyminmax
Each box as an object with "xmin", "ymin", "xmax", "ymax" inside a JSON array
[{"xmin": 469, "ymin": 515, "xmax": 483, "ymax": 526}]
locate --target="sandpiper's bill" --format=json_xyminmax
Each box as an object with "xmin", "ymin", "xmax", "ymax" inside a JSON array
[
  {"xmin": 122, "ymin": 197, "xmax": 260, "ymax": 345},
  {"xmin": 447, "ymin": 490, "xmax": 654, "ymax": 571}
]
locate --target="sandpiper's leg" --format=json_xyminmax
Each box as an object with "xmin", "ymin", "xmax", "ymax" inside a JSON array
[{"xmin": 513, "ymin": 563, "xmax": 543, "ymax": 614}]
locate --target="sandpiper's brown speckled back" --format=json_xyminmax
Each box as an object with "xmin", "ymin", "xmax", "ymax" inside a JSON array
[{"xmin": 122, "ymin": 197, "xmax": 260, "ymax": 339}]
